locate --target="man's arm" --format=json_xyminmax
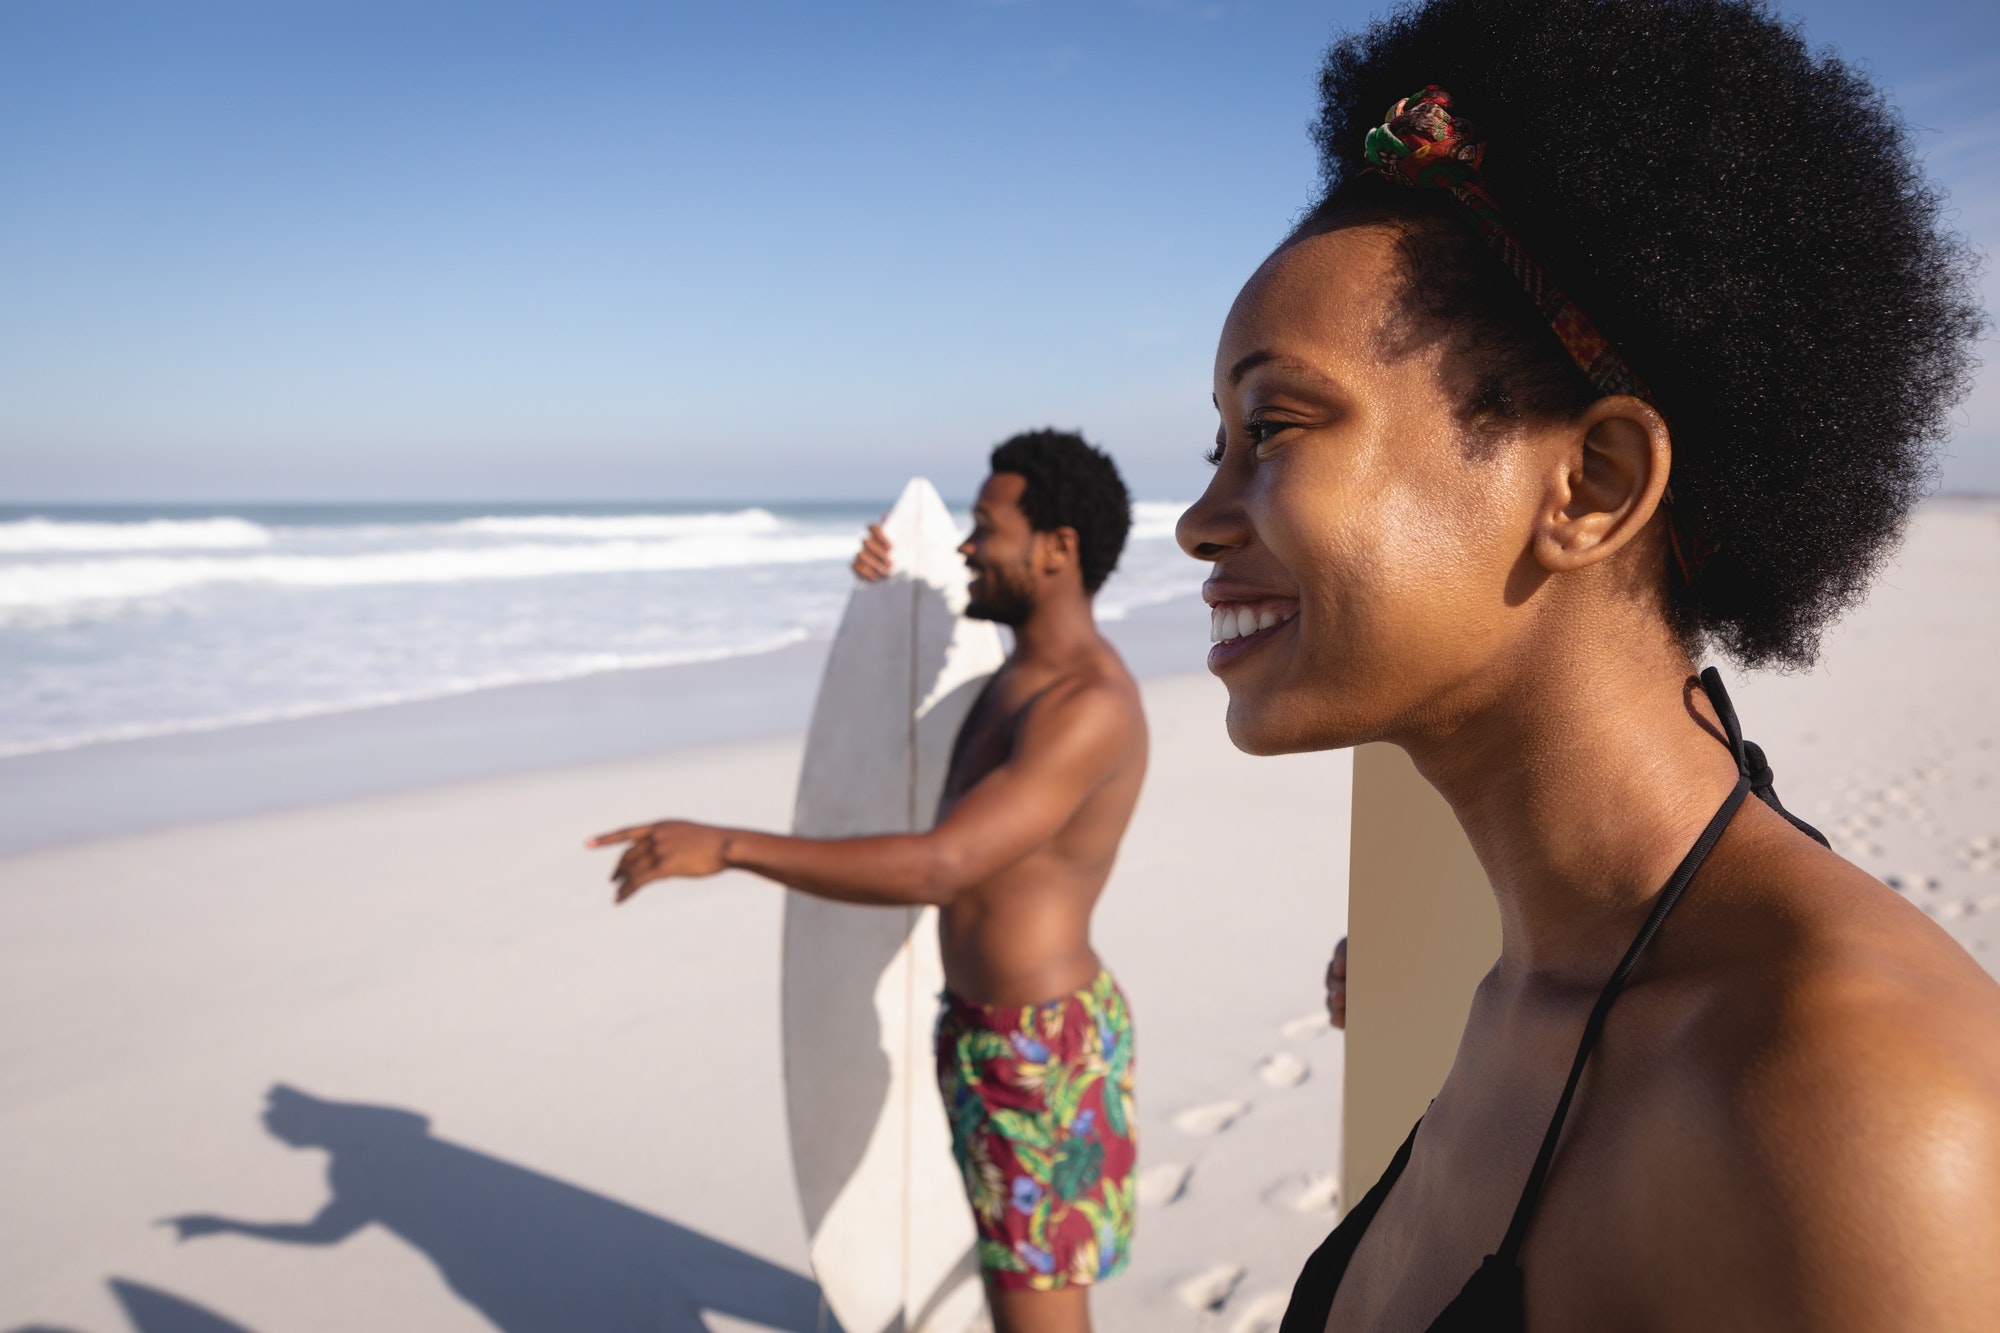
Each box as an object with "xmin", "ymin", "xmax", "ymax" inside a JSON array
[{"xmin": 589, "ymin": 678, "xmax": 1135, "ymax": 906}]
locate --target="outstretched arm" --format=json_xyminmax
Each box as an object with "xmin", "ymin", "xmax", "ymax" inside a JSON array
[
  {"xmin": 163, "ymin": 1195, "xmax": 370, "ymax": 1246},
  {"xmin": 589, "ymin": 679, "xmax": 1135, "ymax": 907}
]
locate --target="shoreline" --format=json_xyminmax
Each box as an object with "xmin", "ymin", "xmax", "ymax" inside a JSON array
[{"xmin": 0, "ymin": 594, "xmax": 1207, "ymax": 859}]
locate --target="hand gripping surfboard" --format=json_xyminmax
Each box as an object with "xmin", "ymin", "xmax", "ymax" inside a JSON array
[{"xmin": 783, "ymin": 478, "xmax": 1005, "ymax": 1333}]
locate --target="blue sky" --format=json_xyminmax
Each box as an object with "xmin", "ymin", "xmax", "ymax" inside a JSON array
[{"xmin": 2, "ymin": 0, "xmax": 1995, "ymax": 503}]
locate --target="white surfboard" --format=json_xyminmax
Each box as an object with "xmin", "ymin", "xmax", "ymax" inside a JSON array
[{"xmin": 783, "ymin": 478, "xmax": 1005, "ymax": 1333}]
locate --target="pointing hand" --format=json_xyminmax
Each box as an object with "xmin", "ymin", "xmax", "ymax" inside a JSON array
[{"xmin": 586, "ymin": 821, "xmax": 731, "ymax": 903}]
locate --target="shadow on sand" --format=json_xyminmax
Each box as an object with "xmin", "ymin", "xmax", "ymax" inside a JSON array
[
  {"xmin": 162, "ymin": 1084, "xmax": 833, "ymax": 1333},
  {"xmin": 109, "ymin": 1279, "xmax": 257, "ymax": 1333},
  {"xmin": 6, "ymin": 1278, "xmax": 258, "ymax": 1333}
]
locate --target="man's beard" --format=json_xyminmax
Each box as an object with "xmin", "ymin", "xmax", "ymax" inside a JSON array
[{"xmin": 965, "ymin": 564, "xmax": 1033, "ymax": 627}]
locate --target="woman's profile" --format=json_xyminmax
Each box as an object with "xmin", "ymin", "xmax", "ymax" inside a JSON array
[{"xmin": 1175, "ymin": 0, "xmax": 1999, "ymax": 1328}]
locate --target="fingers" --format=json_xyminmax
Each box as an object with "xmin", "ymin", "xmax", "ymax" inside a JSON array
[
  {"xmin": 611, "ymin": 852, "xmax": 649, "ymax": 902},
  {"xmin": 585, "ymin": 825, "xmax": 648, "ymax": 848},
  {"xmin": 610, "ymin": 831, "xmax": 671, "ymax": 903},
  {"xmin": 1327, "ymin": 935, "xmax": 1348, "ymax": 1030},
  {"xmin": 851, "ymin": 523, "xmax": 894, "ymax": 581},
  {"xmin": 613, "ymin": 854, "xmax": 670, "ymax": 904},
  {"xmin": 595, "ymin": 820, "xmax": 724, "ymax": 903}
]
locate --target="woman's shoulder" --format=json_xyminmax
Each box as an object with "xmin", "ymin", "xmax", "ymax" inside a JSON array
[
  {"xmin": 1640, "ymin": 811, "xmax": 2000, "ymax": 1325},
  {"xmin": 1692, "ymin": 804, "xmax": 2000, "ymax": 1079}
]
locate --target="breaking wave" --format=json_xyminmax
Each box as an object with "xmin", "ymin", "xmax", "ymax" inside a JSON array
[
  {"xmin": 449, "ymin": 509, "xmax": 784, "ymax": 539},
  {"xmin": 0, "ymin": 517, "xmax": 274, "ymax": 552},
  {"xmin": 0, "ymin": 532, "xmax": 859, "ymax": 618}
]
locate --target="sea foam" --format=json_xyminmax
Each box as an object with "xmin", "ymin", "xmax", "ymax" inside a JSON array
[
  {"xmin": 0, "ymin": 500, "xmax": 1199, "ymax": 756},
  {"xmin": 0, "ymin": 517, "xmax": 274, "ymax": 552},
  {"xmin": 0, "ymin": 533, "xmax": 858, "ymax": 616}
]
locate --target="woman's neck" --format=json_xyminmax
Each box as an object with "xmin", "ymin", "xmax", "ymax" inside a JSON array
[{"xmin": 1397, "ymin": 623, "xmax": 1742, "ymax": 988}]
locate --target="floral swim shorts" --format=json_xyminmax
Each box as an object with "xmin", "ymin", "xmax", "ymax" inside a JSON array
[{"xmin": 935, "ymin": 969, "xmax": 1137, "ymax": 1291}]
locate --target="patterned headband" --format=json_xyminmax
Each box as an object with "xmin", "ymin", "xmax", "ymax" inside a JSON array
[{"xmin": 1363, "ymin": 85, "xmax": 1715, "ymax": 580}]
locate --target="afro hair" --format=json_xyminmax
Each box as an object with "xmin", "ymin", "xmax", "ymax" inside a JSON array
[
  {"xmin": 1299, "ymin": 0, "xmax": 1983, "ymax": 667},
  {"xmin": 989, "ymin": 429, "xmax": 1133, "ymax": 594}
]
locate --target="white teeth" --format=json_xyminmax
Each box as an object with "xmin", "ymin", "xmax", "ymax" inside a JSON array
[{"xmin": 1210, "ymin": 603, "xmax": 1295, "ymax": 645}]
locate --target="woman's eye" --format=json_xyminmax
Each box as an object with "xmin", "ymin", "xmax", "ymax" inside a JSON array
[
  {"xmin": 1207, "ymin": 416, "xmax": 1299, "ymax": 466},
  {"xmin": 1245, "ymin": 417, "xmax": 1295, "ymax": 455}
]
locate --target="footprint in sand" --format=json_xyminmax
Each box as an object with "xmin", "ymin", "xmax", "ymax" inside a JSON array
[
  {"xmin": 1281, "ymin": 1011, "xmax": 1332, "ymax": 1039},
  {"xmin": 1257, "ymin": 1052, "xmax": 1310, "ymax": 1088},
  {"xmin": 1261, "ymin": 1171, "xmax": 1341, "ymax": 1215},
  {"xmin": 1172, "ymin": 1099, "xmax": 1249, "ymax": 1136},
  {"xmin": 1136, "ymin": 1161, "xmax": 1193, "ymax": 1207},
  {"xmin": 1885, "ymin": 872, "xmax": 1941, "ymax": 894},
  {"xmin": 1227, "ymin": 1290, "xmax": 1295, "ymax": 1333},
  {"xmin": 1174, "ymin": 1263, "xmax": 1246, "ymax": 1311},
  {"xmin": 1957, "ymin": 836, "xmax": 1999, "ymax": 873}
]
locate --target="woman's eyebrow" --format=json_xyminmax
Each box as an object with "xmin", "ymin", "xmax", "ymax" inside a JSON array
[
  {"xmin": 1227, "ymin": 349, "xmax": 1280, "ymax": 384},
  {"xmin": 1227, "ymin": 348, "xmax": 1342, "ymax": 391}
]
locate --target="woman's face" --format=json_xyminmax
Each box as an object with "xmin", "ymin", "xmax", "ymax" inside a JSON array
[{"xmin": 1177, "ymin": 224, "xmax": 1554, "ymax": 755}]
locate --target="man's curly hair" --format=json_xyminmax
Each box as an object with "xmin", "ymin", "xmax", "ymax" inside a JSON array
[
  {"xmin": 1298, "ymin": 0, "xmax": 1983, "ymax": 667},
  {"xmin": 989, "ymin": 429, "xmax": 1133, "ymax": 594}
]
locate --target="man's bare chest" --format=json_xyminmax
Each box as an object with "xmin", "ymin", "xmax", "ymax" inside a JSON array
[{"xmin": 939, "ymin": 679, "xmax": 1033, "ymax": 805}]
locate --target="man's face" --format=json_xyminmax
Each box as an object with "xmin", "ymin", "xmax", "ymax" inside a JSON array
[{"xmin": 960, "ymin": 472, "xmax": 1040, "ymax": 626}]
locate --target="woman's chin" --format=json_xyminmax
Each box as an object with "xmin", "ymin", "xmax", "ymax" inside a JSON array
[{"xmin": 1222, "ymin": 691, "xmax": 1362, "ymax": 757}]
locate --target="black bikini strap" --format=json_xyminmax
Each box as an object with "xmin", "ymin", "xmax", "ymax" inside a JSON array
[
  {"xmin": 1493, "ymin": 773, "xmax": 1749, "ymax": 1263},
  {"xmin": 1491, "ymin": 667, "xmax": 1826, "ymax": 1262},
  {"xmin": 1699, "ymin": 667, "xmax": 1829, "ymax": 848}
]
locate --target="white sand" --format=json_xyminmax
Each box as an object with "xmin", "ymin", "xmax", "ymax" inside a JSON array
[
  {"xmin": 3, "ymin": 498, "xmax": 1993, "ymax": 1333},
  {"xmin": 1726, "ymin": 500, "xmax": 2000, "ymax": 959},
  {"xmin": 0, "ymin": 672, "xmax": 1351, "ymax": 1333}
]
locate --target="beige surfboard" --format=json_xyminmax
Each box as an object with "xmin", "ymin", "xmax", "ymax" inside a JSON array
[
  {"xmin": 1340, "ymin": 742, "xmax": 1500, "ymax": 1204},
  {"xmin": 782, "ymin": 477, "xmax": 1003, "ymax": 1333}
]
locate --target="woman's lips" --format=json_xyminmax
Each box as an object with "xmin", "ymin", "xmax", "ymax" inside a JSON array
[{"xmin": 1205, "ymin": 598, "xmax": 1298, "ymax": 670}]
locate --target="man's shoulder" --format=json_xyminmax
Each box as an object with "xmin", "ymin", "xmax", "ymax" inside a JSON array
[
  {"xmin": 1049, "ymin": 647, "xmax": 1144, "ymax": 718},
  {"xmin": 1016, "ymin": 650, "xmax": 1145, "ymax": 750}
]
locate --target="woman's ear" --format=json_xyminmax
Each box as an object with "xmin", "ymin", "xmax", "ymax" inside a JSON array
[{"xmin": 1532, "ymin": 395, "xmax": 1672, "ymax": 573}]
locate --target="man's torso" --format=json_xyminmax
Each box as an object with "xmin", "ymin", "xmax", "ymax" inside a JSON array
[{"xmin": 934, "ymin": 644, "xmax": 1145, "ymax": 1006}]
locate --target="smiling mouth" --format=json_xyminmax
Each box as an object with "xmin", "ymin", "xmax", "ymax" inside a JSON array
[{"xmin": 1206, "ymin": 600, "xmax": 1297, "ymax": 668}]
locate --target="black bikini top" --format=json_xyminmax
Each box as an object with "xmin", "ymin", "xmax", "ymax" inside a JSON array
[{"xmin": 1279, "ymin": 669, "xmax": 1827, "ymax": 1333}]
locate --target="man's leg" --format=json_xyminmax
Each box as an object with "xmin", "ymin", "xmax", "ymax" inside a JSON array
[{"xmin": 987, "ymin": 1281, "xmax": 1091, "ymax": 1333}]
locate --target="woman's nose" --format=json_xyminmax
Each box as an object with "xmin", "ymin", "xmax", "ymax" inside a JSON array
[{"xmin": 1176, "ymin": 475, "xmax": 1247, "ymax": 562}]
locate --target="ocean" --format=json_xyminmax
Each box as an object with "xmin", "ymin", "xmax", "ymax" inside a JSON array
[{"xmin": 0, "ymin": 499, "xmax": 1200, "ymax": 758}]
